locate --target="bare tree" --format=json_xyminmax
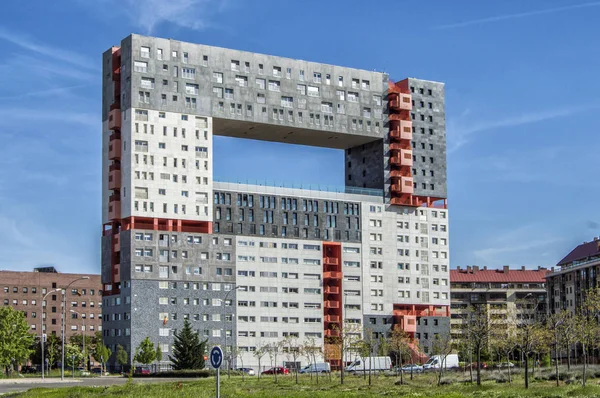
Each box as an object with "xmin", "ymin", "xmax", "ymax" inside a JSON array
[
  {"xmin": 388, "ymin": 328, "xmax": 412, "ymax": 384},
  {"xmin": 231, "ymin": 346, "xmax": 245, "ymax": 381},
  {"xmin": 283, "ymin": 335, "xmax": 302, "ymax": 384},
  {"xmin": 252, "ymin": 343, "xmax": 267, "ymax": 380},
  {"xmin": 302, "ymin": 337, "xmax": 322, "ymax": 385},
  {"xmin": 431, "ymin": 331, "xmax": 453, "ymax": 386},
  {"xmin": 462, "ymin": 305, "xmax": 497, "ymax": 386},
  {"xmin": 356, "ymin": 328, "xmax": 377, "ymax": 386},
  {"xmin": 266, "ymin": 341, "xmax": 283, "ymax": 383},
  {"xmin": 575, "ymin": 287, "xmax": 600, "ymax": 386}
]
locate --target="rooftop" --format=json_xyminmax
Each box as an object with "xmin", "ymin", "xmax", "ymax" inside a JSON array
[
  {"xmin": 557, "ymin": 238, "xmax": 600, "ymax": 266},
  {"xmin": 451, "ymin": 266, "xmax": 549, "ymax": 283}
]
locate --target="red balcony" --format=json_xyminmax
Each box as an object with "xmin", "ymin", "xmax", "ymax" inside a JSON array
[
  {"xmin": 390, "ymin": 170, "xmax": 410, "ymax": 179},
  {"xmin": 325, "ymin": 329, "xmax": 340, "ymax": 337},
  {"xmin": 398, "ymin": 93, "xmax": 412, "ymax": 110},
  {"xmin": 391, "ymin": 177, "xmax": 414, "ymax": 194},
  {"xmin": 108, "ymin": 195, "xmax": 121, "ymax": 221},
  {"xmin": 108, "ymin": 168, "xmax": 121, "ymax": 190},
  {"xmin": 394, "ymin": 314, "xmax": 417, "ymax": 333},
  {"xmin": 108, "ymin": 109, "xmax": 121, "ymax": 131},
  {"xmin": 390, "ymin": 149, "xmax": 413, "ymax": 167},
  {"xmin": 324, "ymin": 286, "xmax": 340, "ymax": 295},
  {"xmin": 323, "ymin": 257, "xmax": 339, "ymax": 266},
  {"xmin": 113, "ymin": 233, "xmax": 120, "ymax": 252},
  {"xmin": 325, "ymin": 315, "xmax": 340, "ymax": 323},
  {"xmin": 324, "ymin": 301, "xmax": 340, "ymax": 309},
  {"xmin": 323, "ymin": 271, "xmax": 342, "ymax": 279},
  {"xmin": 108, "ymin": 138, "xmax": 122, "ymax": 160},
  {"xmin": 112, "ymin": 263, "xmax": 120, "ymax": 283},
  {"xmin": 112, "ymin": 66, "xmax": 121, "ymax": 82},
  {"xmin": 390, "ymin": 120, "xmax": 412, "ymax": 140}
]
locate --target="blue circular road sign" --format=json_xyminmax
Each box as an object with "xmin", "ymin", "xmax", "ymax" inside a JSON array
[{"xmin": 210, "ymin": 346, "xmax": 223, "ymax": 369}]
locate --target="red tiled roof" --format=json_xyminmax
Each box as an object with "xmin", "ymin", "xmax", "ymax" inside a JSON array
[
  {"xmin": 557, "ymin": 240, "xmax": 600, "ymax": 266},
  {"xmin": 450, "ymin": 268, "xmax": 549, "ymax": 283}
]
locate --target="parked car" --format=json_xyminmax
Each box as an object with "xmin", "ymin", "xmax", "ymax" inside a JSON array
[
  {"xmin": 469, "ymin": 362, "xmax": 488, "ymax": 370},
  {"xmin": 237, "ymin": 367, "xmax": 255, "ymax": 376},
  {"xmin": 261, "ymin": 367, "xmax": 289, "ymax": 375},
  {"xmin": 21, "ymin": 366, "xmax": 37, "ymax": 374},
  {"xmin": 90, "ymin": 367, "xmax": 103, "ymax": 375},
  {"xmin": 299, "ymin": 363, "xmax": 331, "ymax": 374},
  {"xmin": 423, "ymin": 354, "xmax": 460, "ymax": 370},
  {"xmin": 496, "ymin": 362, "xmax": 515, "ymax": 368},
  {"xmin": 399, "ymin": 364, "xmax": 423, "ymax": 373},
  {"xmin": 134, "ymin": 366, "xmax": 151, "ymax": 375},
  {"xmin": 345, "ymin": 357, "xmax": 392, "ymax": 373}
]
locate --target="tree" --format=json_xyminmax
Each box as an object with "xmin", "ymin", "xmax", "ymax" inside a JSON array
[
  {"xmin": 253, "ymin": 343, "xmax": 268, "ymax": 380},
  {"xmin": 168, "ymin": 319, "xmax": 207, "ymax": 370},
  {"xmin": 336, "ymin": 321, "xmax": 361, "ymax": 385},
  {"xmin": 155, "ymin": 344, "xmax": 162, "ymax": 369},
  {"xmin": 575, "ymin": 287, "xmax": 600, "ymax": 386},
  {"xmin": 463, "ymin": 305, "xmax": 496, "ymax": 386},
  {"xmin": 46, "ymin": 334, "xmax": 61, "ymax": 370},
  {"xmin": 266, "ymin": 341, "xmax": 283, "ymax": 383},
  {"xmin": 0, "ymin": 306, "xmax": 35, "ymax": 375},
  {"xmin": 134, "ymin": 337, "xmax": 156, "ymax": 365},
  {"xmin": 356, "ymin": 328, "xmax": 376, "ymax": 386},
  {"xmin": 431, "ymin": 331, "xmax": 454, "ymax": 387},
  {"xmin": 490, "ymin": 323, "xmax": 518, "ymax": 384},
  {"xmin": 93, "ymin": 340, "xmax": 112, "ymax": 374},
  {"xmin": 116, "ymin": 345, "xmax": 128, "ymax": 372},
  {"xmin": 283, "ymin": 336, "xmax": 302, "ymax": 384},
  {"xmin": 302, "ymin": 337, "xmax": 322, "ymax": 384},
  {"xmin": 388, "ymin": 328, "xmax": 412, "ymax": 384},
  {"xmin": 65, "ymin": 344, "xmax": 84, "ymax": 370},
  {"xmin": 514, "ymin": 295, "xmax": 546, "ymax": 389}
]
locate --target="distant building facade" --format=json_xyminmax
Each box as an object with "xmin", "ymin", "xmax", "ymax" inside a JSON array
[
  {"xmin": 0, "ymin": 267, "xmax": 102, "ymax": 339},
  {"xmin": 547, "ymin": 238, "xmax": 600, "ymax": 314},
  {"xmin": 450, "ymin": 266, "xmax": 548, "ymax": 340}
]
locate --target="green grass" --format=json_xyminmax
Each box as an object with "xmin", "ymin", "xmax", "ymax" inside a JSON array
[{"xmin": 8, "ymin": 370, "xmax": 600, "ymax": 398}]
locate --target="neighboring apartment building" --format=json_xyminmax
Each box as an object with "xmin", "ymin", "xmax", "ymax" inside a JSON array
[
  {"xmin": 0, "ymin": 267, "xmax": 102, "ymax": 339},
  {"xmin": 449, "ymin": 266, "xmax": 548, "ymax": 340},
  {"xmin": 101, "ymin": 34, "xmax": 450, "ymax": 369},
  {"xmin": 547, "ymin": 238, "xmax": 600, "ymax": 314}
]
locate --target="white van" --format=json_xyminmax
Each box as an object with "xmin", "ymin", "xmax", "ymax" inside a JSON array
[
  {"xmin": 299, "ymin": 362, "xmax": 331, "ymax": 374},
  {"xmin": 423, "ymin": 354, "xmax": 459, "ymax": 370},
  {"xmin": 345, "ymin": 357, "xmax": 392, "ymax": 373}
]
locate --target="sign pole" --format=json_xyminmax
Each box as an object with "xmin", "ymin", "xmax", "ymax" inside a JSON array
[{"xmin": 216, "ymin": 367, "xmax": 220, "ymax": 398}]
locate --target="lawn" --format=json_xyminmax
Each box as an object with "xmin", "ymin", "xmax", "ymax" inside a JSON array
[{"xmin": 8, "ymin": 369, "xmax": 600, "ymax": 398}]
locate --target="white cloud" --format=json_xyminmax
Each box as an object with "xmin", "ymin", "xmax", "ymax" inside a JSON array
[
  {"xmin": 119, "ymin": 0, "xmax": 230, "ymax": 34},
  {"xmin": 435, "ymin": 1, "xmax": 600, "ymax": 29},
  {"xmin": 0, "ymin": 27, "xmax": 96, "ymax": 70},
  {"xmin": 447, "ymin": 104, "xmax": 600, "ymax": 153}
]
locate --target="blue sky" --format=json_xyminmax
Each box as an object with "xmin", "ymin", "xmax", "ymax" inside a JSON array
[{"xmin": 0, "ymin": 0, "xmax": 598, "ymax": 274}]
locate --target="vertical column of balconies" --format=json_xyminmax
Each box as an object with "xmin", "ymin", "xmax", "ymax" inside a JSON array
[
  {"xmin": 388, "ymin": 81, "xmax": 414, "ymax": 206},
  {"xmin": 322, "ymin": 242, "xmax": 343, "ymax": 369},
  {"xmin": 107, "ymin": 47, "xmax": 122, "ymax": 294}
]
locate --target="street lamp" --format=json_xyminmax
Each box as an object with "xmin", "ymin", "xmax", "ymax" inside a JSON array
[
  {"xmin": 223, "ymin": 285, "xmax": 241, "ymax": 379},
  {"xmin": 70, "ymin": 310, "xmax": 85, "ymax": 373},
  {"xmin": 61, "ymin": 277, "xmax": 89, "ymax": 381},
  {"xmin": 41, "ymin": 289, "xmax": 61, "ymax": 380}
]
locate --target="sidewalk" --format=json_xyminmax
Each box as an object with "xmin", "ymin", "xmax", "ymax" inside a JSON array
[{"xmin": 0, "ymin": 378, "xmax": 83, "ymax": 384}]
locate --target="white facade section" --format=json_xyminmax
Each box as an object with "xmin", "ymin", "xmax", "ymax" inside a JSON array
[
  {"xmin": 120, "ymin": 109, "xmax": 213, "ymax": 222},
  {"xmin": 361, "ymin": 204, "xmax": 450, "ymax": 315},
  {"xmin": 234, "ymin": 235, "xmax": 326, "ymax": 368}
]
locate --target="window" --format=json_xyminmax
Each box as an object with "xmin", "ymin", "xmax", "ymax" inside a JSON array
[
  {"xmin": 140, "ymin": 46, "xmax": 150, "ymax": 58},
  {"xmin": 268, "ymin": 80, "xmax": 280, "ymax": 91},
  {"xmin": 273, "ymin": 66, "xmax": 282, "ymax": 77},
  {"xmin": 347, "ymin": 91, "xmax": 359, "ymax": 102},
  {"xmin": 231, "ymin": 60, "xmax": 240, "ymax": 71},
  {"xmin": 182, "ymin": 67, "xmax": 195, "ymax": 79},
  {"xmin": 313, "ymin": 72, "xmax": 322, "ymax": 83},
  {"xmin": 307, "ymin": 86, "xmax": 319, "ymax": 97}
]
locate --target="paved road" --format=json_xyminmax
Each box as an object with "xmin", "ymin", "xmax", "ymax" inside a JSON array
[{"xmin": 0, "ymin": 377, "xmax": 192, "ymax": 395}]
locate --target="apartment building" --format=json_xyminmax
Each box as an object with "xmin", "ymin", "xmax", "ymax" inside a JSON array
[
  {"xmin": 0, "ymin": 267, "xmax": 102, "ymax": 338},
  {"xmin": 449, "ymin": 266, "xmax": 548, "ymax": 340},
  {"xmin": 101, "ymin": 34, "xmax": 449, "ymax": 369},
  {"xmin": 547, "ymin": 238, "xmax": 600, "ymax": 314}
]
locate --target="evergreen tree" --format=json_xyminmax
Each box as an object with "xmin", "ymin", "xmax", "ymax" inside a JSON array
[{"xmin": 169, "ymin": 318, "xmax": 207, "ymax": 370}]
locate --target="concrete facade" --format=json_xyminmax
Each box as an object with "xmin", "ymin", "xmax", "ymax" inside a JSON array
[{"xmin": 101, "ymin": 34, "xmax": 450, "ymax": 370}]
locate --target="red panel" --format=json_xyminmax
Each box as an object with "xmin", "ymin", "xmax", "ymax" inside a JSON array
[{"xmin": 323, "ymin": 242, "xmax": 343, "ymax": 368}]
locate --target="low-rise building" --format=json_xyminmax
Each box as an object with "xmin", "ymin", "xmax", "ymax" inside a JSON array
[
  {"xmin": 0, "ymin": 267, "xmax": 102, "ymax": 339},
  {"xmin": 450, "ymin": 266, "xmax": 548, "ymax": 340}
]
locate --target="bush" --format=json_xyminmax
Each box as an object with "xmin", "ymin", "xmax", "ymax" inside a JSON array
[{"xmin": 132, "ymin": 369, "xmax": 219, "ymax": 378}]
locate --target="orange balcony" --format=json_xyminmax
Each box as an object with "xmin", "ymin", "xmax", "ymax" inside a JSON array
[
  {"xmin": 325, "ymin": 315, "xmax": 340, "ymax": 323},
  {"xmin": 108, "ymin": 138, "xmax": 122, "ymax": 160},
  {"xmin": 108, "ymin": 168, "xmax": 121, "ymax": 190},
  {"xmin": 323, "ymin": 271, "xmax": 342, "ymax": 279},
  {"xmin": 394, "ymin": 314, "xmax": 417, "ymax": 333},
  {"xmin": 391, "ymin": 177, "xmax": 414, "ymax": 194},
  {"xmin": 324, "ymin": 286, "xmax": 340, "ymax": 295},
  {"xmin": 325, "ymin": 329, "xmax": 340, "ymax": 337},
  {"xmin": 398, "ymin": 93, "xmax": 412, "ymax": 110},
  {"xmin": 324, "ymin": 301, "xmax": 340, "ymax": 309},
  {"xmin": 113, "ymin": 233, "xmax": 120, "ymax": 252},
  {"xmin": 324, "ymin": 257, "xmax": 339, "ymax": 266},
  {"xmin": 390, "ymin": 149, "xmax": 413, "ymax": 167},
  {"xmin": 108, "ymin": 195, "xmax": 121, "ymax": 221},
  {"xmin": 108, "ymin": 109, "xmax": 121, "ymax": 131}
]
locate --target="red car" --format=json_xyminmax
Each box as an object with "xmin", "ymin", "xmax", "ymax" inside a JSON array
[
  {"xmin": 469, "ymin": 362, "xmax": 487, "ymax": 370},
  {"xmin": 261, "ymin": 367, "xmax": 289, "ymax": 375}
]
